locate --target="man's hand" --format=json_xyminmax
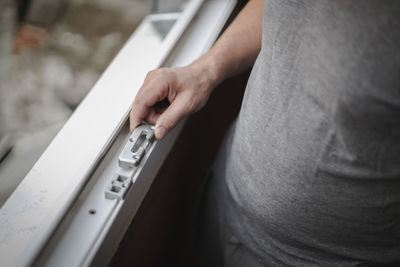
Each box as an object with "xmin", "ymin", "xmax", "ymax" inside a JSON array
[
  {"xmin": 129, "ymin": 0, "xmax": 262, "ymax": 139},
  {"xmin": 130, "ymin": 63, "xmax": 217, "ymax": 139}
]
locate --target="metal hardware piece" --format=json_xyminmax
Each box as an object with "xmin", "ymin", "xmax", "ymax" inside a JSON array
[
  {"xmin": 105, "ymin": 173, "xmax": 130, "ymax": 200},
  {"xmin": 105, "ymin": 124, "xmax": 155, "ymax": 200},
  {"xmin": 118, "ymin": 124, "xmax": 155, "ymax": 169}
]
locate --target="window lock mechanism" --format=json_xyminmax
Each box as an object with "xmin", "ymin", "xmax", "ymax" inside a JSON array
[{"xmin": 105, "ymin": 124, "xmax": 155, "ymax": 200}]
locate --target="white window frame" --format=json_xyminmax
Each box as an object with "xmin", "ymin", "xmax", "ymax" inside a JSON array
[{"xmin": 0, "ymin": 1, "xmax": 237, "ymax": 266}]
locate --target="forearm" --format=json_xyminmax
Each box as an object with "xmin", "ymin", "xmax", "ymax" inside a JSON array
[{"xmin": 193, "ymin": 0, "xmax": 263, "ymax": 86}]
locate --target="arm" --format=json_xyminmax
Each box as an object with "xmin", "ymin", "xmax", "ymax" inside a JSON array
[{"xmin": 130, "ymin": 0, "xmax": 263, "ymax": 139}]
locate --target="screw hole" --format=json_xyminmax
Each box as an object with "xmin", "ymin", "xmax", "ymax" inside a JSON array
[{"xmin": 89, "ymin": 209, "xmax": 96, "ymax": 215}]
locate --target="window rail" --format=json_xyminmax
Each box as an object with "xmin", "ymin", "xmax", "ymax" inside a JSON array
[{"xmin": 0, "ymin": 1, "xmax": 236, "ymax": 266}]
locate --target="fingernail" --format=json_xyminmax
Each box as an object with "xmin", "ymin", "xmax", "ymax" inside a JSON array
[{"xmin": 155, "ymin": 125, "xmax": 166, "ymax": 139}]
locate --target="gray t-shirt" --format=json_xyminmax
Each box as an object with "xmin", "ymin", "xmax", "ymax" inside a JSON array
[{"xmin": 215, "ymin": 1, "xmax": 400, "ymax": 266}]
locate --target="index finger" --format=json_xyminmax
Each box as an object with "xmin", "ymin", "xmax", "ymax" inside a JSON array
[{"xmin": 129, "ymin": 81, "xmax": 168, "ymax": 132}]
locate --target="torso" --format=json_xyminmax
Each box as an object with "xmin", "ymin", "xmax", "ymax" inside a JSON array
[{"xmin": 217, "ymin": 1, "xmax": 400, "ymax": 265}]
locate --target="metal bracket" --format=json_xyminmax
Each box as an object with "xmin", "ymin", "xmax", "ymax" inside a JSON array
[
  {"xmin": 104, "ymin": 173, "xmax": 130, "ymax": 200},
  {"xmin": 105, "ymin": 124, "xmax": 155, "ymax": 200},
  {"xmin": 119, "ymin": 124, "xmax": 155, "ymax": 169}
]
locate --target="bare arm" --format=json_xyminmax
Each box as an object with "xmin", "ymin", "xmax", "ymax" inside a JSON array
[
  {"xmin": 195, "ymin": 0, "xmax": 263, "ymax": 84},
  {"xmin": 130, "ymin": 0, "xmax": 263, "ymax": 139}
]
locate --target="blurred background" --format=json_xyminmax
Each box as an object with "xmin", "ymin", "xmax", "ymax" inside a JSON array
[{"xmin": 0, "ymin": 0, "xmax": 187, "ymax": 206}]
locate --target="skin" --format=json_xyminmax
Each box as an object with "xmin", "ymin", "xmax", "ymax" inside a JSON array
[{"xmin": 130, "ymin": 0, "xmax": 264, "ymax": 139}]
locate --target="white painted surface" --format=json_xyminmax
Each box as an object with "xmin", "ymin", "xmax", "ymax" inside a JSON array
[
  {"xmin": 0, "ymin": 0, "xmax": 237, "ymax": 266},
  {"xmin": 0, "ymin": 123, "xmax": 65, "ymax": 206},
  {"xmin": 0, "ymin": 1, "xmax": 203, "ymax": 266},
  {"xmin": 35, "ymin": 1, "xmax": 236, "ymax": 266}
]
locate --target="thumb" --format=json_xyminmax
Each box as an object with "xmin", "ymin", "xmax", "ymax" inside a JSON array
[{"xmin": 155, "ymin": 96, "xmax": 190, "ymax": 139}]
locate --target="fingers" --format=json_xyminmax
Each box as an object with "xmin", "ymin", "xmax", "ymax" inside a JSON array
[
  {"xmin": 145, "ymin": 109, "xmax": 161, "ymax": 125},
  {"xmin": 155, "ymin": 95, "xmax": 191, "ymax": 139},
  {"xmin": 129, "ymin": 112, "xmax": 142, "ymax": 133},
  {"xmin": 129, "ymin": 73, "xmax": 169, "ymax": 132},
  {"xmin": 129, "ymin": 67, "xmax": 211, "ymax": 139},
  {"xmin": 130, "ymin": 106, "xmax": 160, "ymax": 132}
]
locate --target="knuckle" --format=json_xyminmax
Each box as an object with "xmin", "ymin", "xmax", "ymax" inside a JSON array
[
  {"xmin": 146, "ymin": 69, "xmax": 156, "ymax": 77},
  {"xmin": 157, "ymin": 68, "xmax": 168, "ymax": 74},
  {"xmin": 148, "ymin": 68, "xmax": 166, "ymax": 77},
  {"xmin": 144, "ymin": 70, "xmax": 158, "ymax": 82},
  {"xmin": 144, "ymin": 68, "xmax": 173, "ymax": 86}
]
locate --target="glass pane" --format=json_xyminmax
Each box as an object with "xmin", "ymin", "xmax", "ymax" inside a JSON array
[
  {"xmin": 0, "ymin": 0, "xmax": 189, "ymax": 207},
  {"xmin": 150, "ymin": 0, "xmax": 188, "ymax": 13},
  {"xmin": 151, "ymin": 16, "xmax": 177, "ymax": 40}
]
